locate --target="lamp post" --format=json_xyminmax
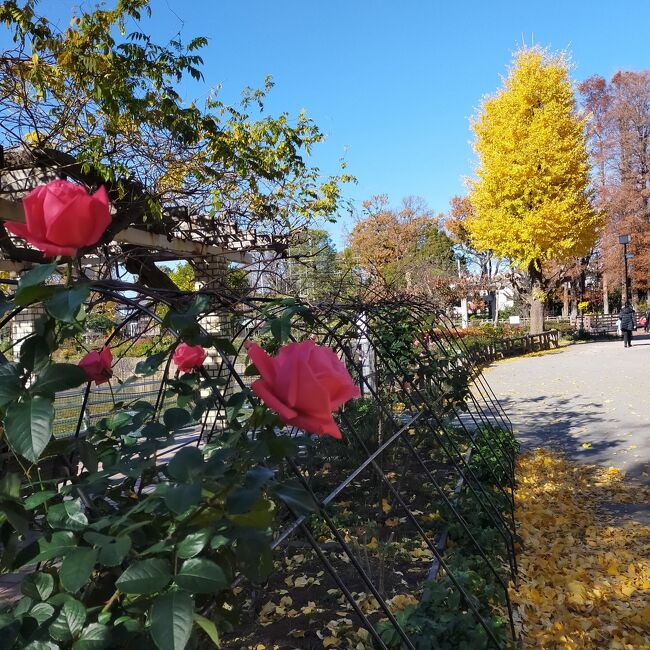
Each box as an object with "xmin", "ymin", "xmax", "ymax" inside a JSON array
[{"xmin": 619, "ymin": 234, "xmax": 631, "ymax": 303}]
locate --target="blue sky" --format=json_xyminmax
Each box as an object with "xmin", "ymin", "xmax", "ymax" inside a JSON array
[{"xmin": 5, "ymin": 1, "xmax": 650, "ymax": 248}]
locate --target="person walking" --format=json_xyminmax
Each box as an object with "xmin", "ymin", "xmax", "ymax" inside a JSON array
[
  {"xmin": 619, "ymin": 302, "xmax": 636, "ymax": 348},
  {"xmin": 645, "ymin": 306, "xmax": 650, "ymax": 333}
]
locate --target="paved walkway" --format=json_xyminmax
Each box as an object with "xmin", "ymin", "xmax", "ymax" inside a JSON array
[{"xmin": 484, "ymin": 335, "xmax": 650, "ymax": 489}]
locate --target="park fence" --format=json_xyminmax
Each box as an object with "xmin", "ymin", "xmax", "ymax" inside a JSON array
[
  {"xmin": 468, "ymin": 329, "xmax": 560, "ymax": 364},
  {"xmin": 0, "ymin": 283, "xmax": 518, "ymax": 649}
]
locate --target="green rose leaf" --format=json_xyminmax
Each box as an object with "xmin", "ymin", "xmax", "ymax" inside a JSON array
[
  {"xmin": 28, "ymin": 602, "xmax": 56, "ymax": 626},
  {"xmin": 167, "ymin": 447, "xmax": 203, "ymax": 482},
  {"xmin": 71, "ymin": 623, "xmax": 110, "ymax": 650},
  {"xmin": 47, "ymin": 499, "xmax": 88, "ymax": 532},
  {"xmin": 60, "ymin": 547, "xmax": 98, "ymax": 593},
  {"xmin": 83, "ymin": 533, "xmax": 131, "ymax": 567},
  {"xmin": 228, "ymin": 496, "xmax": 275, "ymax": 529},
  {"xmin": 175, "ymin": 530, "xmax": 210, "ymax": 559},
  {"xmin": 21, "ymin": 572, "xmax": 55, "ymax": 601},
  {"xmin": 270, "ymin": 315, "xmax": 291, "ymax": 343},
  {"xmin": 235, "ymin": 529, "xmax": 273, "ymax": 583},
  {"xmin": 16, "ymin": 263, "xmax": 57, "ymax": 290},
  {"xmin": 0, "ymin": 472, "xmax": 20, "ymax": 498},
  {"xmin": 192, "ymin": 613, "xmax": 220, "ymax": 647},
  {"xmin": 0, "ymin": 501, "xmax": 28, "ymax": 534},
  {"xmin": 45, "ymin": 285, "xmax": 90, "ymax": 323},
  {"xmin": 163, "ymin": 408, "xmax": 192, "ymax": 431},
  {"xmin": 5, "ymin": 395, "xmax": 54, "ymax": 462},
  {"xmin": 175, "ymin": 558, "xmax": 228, "ymax": 594},
  {"xmin": 115, "ymin": 558, "xmax": 172, "ymax": 594},
  {"xmin": 24, "ymin": 490, "xmax": 57, "ymax": 510},
  {"xmin": 33, "ymin": 532, "xmax": 78, "ymax": 563},
  {"xmin": 150, "ymin": 591, "xmax": 193, "ymax": 650},
  {"xmin": 49, "ymin": 597, "xmax": 86, "ymax": 643},
  {"xmin": 20, "ymin": 640, "xmax": 59, "ymax": 649},
  {"xmin": 162, "ymin": 483, "xmax": 201, "ymax": 515},
  {"xmin": 78, "ymin": 440, "xmax": 98, "ymax": 473},
  {"xmin": 31, "ymin": 364, "xmax": 88, "ymax": 397},
  {"xmin": 0, "ymin": 363, "xmax": 23, "ymax": 406},
  {"xmin": 19, "ymin": 335, "xmax": 51, "ymax": 373},
  {"xmin": 273, "ymin": 481, "xmax": 318, "ymax": 515},
  {"xmin": 210, "ymin": 337, "xmax": 237, "ymax": 356}
]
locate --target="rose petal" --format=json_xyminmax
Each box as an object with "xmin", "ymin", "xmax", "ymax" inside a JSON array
[
  {"xmin": 251, "ymin": 379, "xmax": 299, "ymax": 422},
  {"xmin": 287, "ymin": 412, "xmax": 342, "ymax": 439},
  {"xmin": 21, "ymin": 185, "xmax": 48, "ymax": 239},
  {"xmin": 44, "ymin": 194, "xmax": 94, "ymax": 248},
  {"xmin": 87, "ymin": 186, "xmax": 111, "ymax": 244},
  {"xmin": 100, "ymin": 346, "xmax": 113, "ymax": 367},
  {"xmin": 245, "ymin": 342, "xmax": 277, "ymax": 382}
]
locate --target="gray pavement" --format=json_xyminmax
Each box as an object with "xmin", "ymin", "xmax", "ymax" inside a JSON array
[{"xmin": 484, "ymin": 335, "xmax": 650, "ymax": 486}]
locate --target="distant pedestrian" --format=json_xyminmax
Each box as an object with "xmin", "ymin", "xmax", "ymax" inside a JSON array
[
  {"xmin": 645, "ymin": 307, "xmax": 650, "ymax": 332},
  {"xmin": 619, "ymin": 302, "xmax": 636, "ymax": 348}
]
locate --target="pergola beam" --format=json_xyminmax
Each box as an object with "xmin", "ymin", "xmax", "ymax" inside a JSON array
[{"xmin": 0, "ymin": 197, "xmax": 252, "ymax": 264}]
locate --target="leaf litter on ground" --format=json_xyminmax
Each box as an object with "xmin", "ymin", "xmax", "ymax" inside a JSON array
[{"xmin": 508, "ymin": 449, "xmax": 650, "ymax": 649}]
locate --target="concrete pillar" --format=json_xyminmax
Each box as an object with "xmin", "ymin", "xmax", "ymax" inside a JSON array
[
  {"xmin": 460, "ymin": 297, "xmax": 469, "ymax": 330},
  {"xmin": 194, "ymin": 255, "xmax": 231, "ymax": 379},
  {"xmin": 192, "ymin": 256, "xmax": 235, "ymax": 432}
]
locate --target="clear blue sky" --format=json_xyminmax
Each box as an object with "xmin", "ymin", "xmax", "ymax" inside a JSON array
[{"xmin": 6, "ymin": 1, "xmax": 650, "ymax": 248}]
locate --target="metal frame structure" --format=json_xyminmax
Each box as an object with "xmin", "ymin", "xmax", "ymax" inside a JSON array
[{"xmin": 0, "ymin": 279, "xmax": 518, "ymax": 648}]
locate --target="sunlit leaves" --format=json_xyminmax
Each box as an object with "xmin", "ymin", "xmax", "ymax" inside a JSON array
[{"xmin": 468, "ymin": 48, "xmax": 601, "ymax": 269}]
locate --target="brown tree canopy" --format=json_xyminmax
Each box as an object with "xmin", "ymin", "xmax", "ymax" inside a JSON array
[
  {"xmin": 580, "ymin": 71, "xmax": 650, "ymax": 293},
  {"xmin": 347, "ymin": 195, "xmax": 457, "ymax": 297}
]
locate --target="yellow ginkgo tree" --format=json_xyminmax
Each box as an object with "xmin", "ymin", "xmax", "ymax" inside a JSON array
[{"xmin": 467, "ymin": 47, "xmax": 601, "ymax": 333}]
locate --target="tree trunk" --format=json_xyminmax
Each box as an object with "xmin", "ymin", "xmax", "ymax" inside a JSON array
[
  {"xmin": 570, "ymin": 281, "xmax": 578, "ymax": 324},
  {"xmin": 528, "ymin": 262, "xmax": 545, "ymax": 335},
  {"xmin": 562, "ymin": 282, "xmax": 569, "ymax": 318},
  {"xmin": 529, "ymin": 297, "xmax": 544, "ymax": 334},
  {"xmin": 603, "ymin": 273, "xmax": 609, "ymax": 315}
]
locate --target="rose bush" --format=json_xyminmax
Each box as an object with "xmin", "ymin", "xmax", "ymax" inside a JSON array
[
  {"xmin": 245, "ymin": 339, "xmax": 360, "ymax": 438},
  {"xmin": 4, "ymin": 179, "xmax": 111, "ymax": 257},
  {"xmin": 0, "ymin": 186, "xmax": 328, "ymax": 649}
]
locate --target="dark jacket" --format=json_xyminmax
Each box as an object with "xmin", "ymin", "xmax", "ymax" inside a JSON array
[{"xmin": 620, "ymin": 305, "xmax": 636, "ymax": 331}]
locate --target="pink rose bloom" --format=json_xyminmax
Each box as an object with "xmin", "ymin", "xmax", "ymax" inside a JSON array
[
  {"xmin": 245, "ymin": 340, "xmax": 360, "ymax": 439},
  {"xmin": 5, "ymin": 180, "xmax": 111, "ymax": 257},
  {"xmin": 172, "ymin": 343, "xmax": 206, "ymax": 372},
  {"xmin": 79, "ymin": 347, "xmax": 113, "ymax": 385}
]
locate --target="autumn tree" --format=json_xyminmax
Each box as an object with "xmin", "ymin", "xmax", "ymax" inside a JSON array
[
  {"xmin": 467, "ymin": 47, "xmax": 601, "ymax": 333},
  {"xmin": 348, "ymin": 195, "xmax": 456, "ymax": 295},
  {"xmin": 580, "ymin": 71, "xmax": 650, "ymax": 305}
]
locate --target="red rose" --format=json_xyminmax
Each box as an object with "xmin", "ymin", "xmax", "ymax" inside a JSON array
[
  {"xmin": 79, "ymin": 347, "xmax": 113, "ymax": 385},
  {"xmin": 172, "ymin": 343, "xmax": 206, "ymax": 372},
  {"xmin": 5, "ymin": 180, "xmax": 111, "ymax": 257},
  {"xmin": 245, "ymin": 340, "xmax": 360, "ymax": 439}
]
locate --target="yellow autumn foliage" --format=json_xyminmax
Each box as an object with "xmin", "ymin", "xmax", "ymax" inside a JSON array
[
  {"xmin": 509, "ymin": 449, "xmax": 650, "ymax": 649},
  {"xmin": 468, "ymin": 48, "xmax": 602, "ymax": 269}
]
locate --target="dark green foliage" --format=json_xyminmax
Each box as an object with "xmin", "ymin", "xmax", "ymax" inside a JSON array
[{"xmin": 376, "ymin": 427, "xmax": 517, "ymax": 650}]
